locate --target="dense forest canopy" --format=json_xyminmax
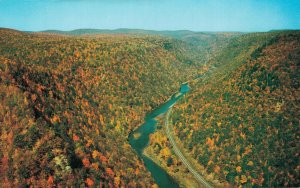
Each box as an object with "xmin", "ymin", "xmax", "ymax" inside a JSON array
[
  {"xmin": 0, "ymin": 28, "xmax": 299, "ymax": 187},
  {"xmin": 169, "ymin": 31, "xmax": 300, "ymax": 187},
  {"xmin": 0, "ymin": 28, "xmax": 200, "ymax": 187}
]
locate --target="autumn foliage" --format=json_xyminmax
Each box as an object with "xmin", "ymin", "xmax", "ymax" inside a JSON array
[
  {"xmin": 0, "ymin": 28, "xmax": 299, "ymax": 187},
  {"xmin": 0, "ymin": 28, "xmax": 197, "ymax": 187},
  {"xmin": 170, "ymin": 32, "xmax": 300, "ymax": 187}
]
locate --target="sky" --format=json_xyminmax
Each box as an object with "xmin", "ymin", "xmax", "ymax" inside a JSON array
[{"xmin": 0, "ymin": 0, "xmax": 299, "ymax": 32}]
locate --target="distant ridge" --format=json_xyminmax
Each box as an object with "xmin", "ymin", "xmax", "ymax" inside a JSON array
[
  {"xmin": 40, "ymin": 28, "xmax": 198, "ymax": 37},
  {"xmin": 38, "ymin": 28, "xmax": 243, "ymax": 49},
  {"xmin": 39, "ymin": 28, "xmax": 242, "ymax": 37},
  {"xmin": 269, "ymin": 29, "xmax": 300, "ymax": 32},
  {"xmin": 0, "ymin": 27, "xmax": 24, "ymax": 33}
]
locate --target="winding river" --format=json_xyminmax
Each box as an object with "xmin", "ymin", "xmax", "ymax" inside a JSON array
[{"xmin": 128, "ymin": 83, "xmax": 189, "ymax": 187}]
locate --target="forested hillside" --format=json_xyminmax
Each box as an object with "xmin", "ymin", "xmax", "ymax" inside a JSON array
[
  {"xmin": 1, "ymin": 28, "xmax": 299, "ymax": 187},
  {"xmin": 0, "ymin": 28, "xmax": 199, "ymax": 187},
  {"xmin": 168, "ymin": 31, "xmax": 300, "ymax": 187},
  {"xmin": 41, "ymin": 29, "xmax": 241, "ymax": 66}
]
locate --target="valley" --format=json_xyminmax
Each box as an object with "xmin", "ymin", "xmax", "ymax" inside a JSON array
[{"xmin": 0, "ymin": 28, "xmax": 299, "ymax": 187}]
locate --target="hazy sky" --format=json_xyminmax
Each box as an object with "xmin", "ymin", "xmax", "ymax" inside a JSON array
[{"xmin": 0, "ymin": 0, "xmax": 299, "ymax": 32}]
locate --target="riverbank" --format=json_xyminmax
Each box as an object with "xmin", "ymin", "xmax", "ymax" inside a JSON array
[
  {"xmin": 128, "ymin": 81, "xmax": 217, "ymax": 187},
  {"xmin": 145, "ymin": 112, "xmax": 227, "ymax": 188},
  {"xmin": 144, "ymin": 116, "xmax": 201, "ymax": 188},
  {"xmin": 128, "ymin": 88, "xmax": 188, "ymax": 187}
]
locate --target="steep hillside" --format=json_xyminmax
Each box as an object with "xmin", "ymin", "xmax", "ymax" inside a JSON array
[
  {"xmin": 167, "ymin": 31, "xmax": 300, "ymax": 187},
  {"xmin": 40, "ymin": 29, "xmax": 241, "ymax": 64},
  {"xmin": 0, "ymin": 29, "xmax": 198, "ymax": 187}
]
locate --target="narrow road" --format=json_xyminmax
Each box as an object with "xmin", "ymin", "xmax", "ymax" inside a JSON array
[{"xmin": 165, "ymin": 109, "xmax": 213, "ymax": 188}]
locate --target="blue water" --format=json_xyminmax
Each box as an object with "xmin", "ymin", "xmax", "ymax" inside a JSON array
[{"xmin": 128, "ymin": 84, "xmax": 189, "ymax": 187}]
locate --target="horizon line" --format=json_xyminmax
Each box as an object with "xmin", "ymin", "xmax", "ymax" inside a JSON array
[{"xmin": 1, "ymin": 27, "xmax": 300, "ymax": 33}]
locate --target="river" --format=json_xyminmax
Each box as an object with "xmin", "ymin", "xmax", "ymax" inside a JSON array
[{"xmin": 128, "ymin": 83, "xmax": 189, "ymax": 187}]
